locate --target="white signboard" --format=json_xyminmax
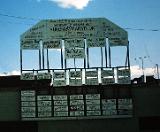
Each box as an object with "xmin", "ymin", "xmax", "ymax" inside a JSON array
[
  {"xmin": 70, "ymin": 111, "xmax": 84, "ymax": 116},
  {"xmin": 86, "ymin": 105, "xmax": 100, "ymax": 110},
  {"xmin": 87, "ymin": 37, "xmax": 106, "ymax": 47},
  {"xmin": 53, "ymin": 95, "xmax": 67, "ymax": 100},
  {"xmin": 20, "ymin": 73, "xmax": 35, "ymax": 80},
  {"xmin": 38, "ymin": 107, "xmax": 52, "ymax": 112},
  {"xmin": 70, "ymin": 95, "xmax": 83, "ymax": 100},
  {"xmin": 101, "ymin": 78, "xmax": 115, "ymax": 85},
  {"xmin": 21, "ymin": 102, "xmax": 36, "ymax": 107},
  {"xmin": 69, "ymin": 79, "xmax": 82, "ymax": 86},
  {"xmin": 21, "ymin": 112, "xmax": 36, "ymax": 118},
  {"xmin": 69, "ymin": 71, "xmax": 82, "ymax": 78},
  {"xmin": 70, "ymin": 100, "xmax": 84, "ymax": 105},
  {"xmin": 87, "ymin": 111, "xmax": 101, "ymax": 116},
  {"xmin": 21, "ymin": 107, "xmax": 36, "ymax": 113},
  {"xmin": 86, "ymin": 78, "xmax": 98, "ymax": 85},
  {"xmin": 54, "ymin": 111, "xmax": 68, "ymax": 117},
  {"xmin": 37, "ymin": 95, "xmax": 51, "ymax": 101},
  {"xmin": 37, "ymin": 101, "xmax": 52, "ymax": 106},
  {"xmin": 102, "ymin": 110, "xmax": 117, "ymax": 116},
  {"xmin": 21, "ymin": 96, "xmax": 35, "ymax": 101},
  {"xmin": 54, "ymin": 100, "xmax": 68, "ymax": 105},
  {"xmin": 43, "ymin": 39, "xmax": 62, "ymax": 49},
  {"xmin": 38, "ymin": 112, "xmax": 52, "ymax": 117},
  {"xmin": 54, "ymin": 106, "xmax": 68, "ymax": 111},
  {"xmin": 64, "ymin": 38, "xmax": 84, "ymax": 48},
  {"xmin": 86, "ymin": 94, "xmax": 100, "ymax": 100},
  {"xmin": 21, "ymin": 39, "xmax": 40, "ymax": 50},
  {"xmin": 86, "ymin": 100, "xmax": 100, "ymax": 105},
  {"xmin": 65, "ymin": 48, "xmax": 85, "ymax": 59},
  {"xmin": 101, "ymin": 69, "xmax": 114, "ymax": 77},
  {"xmin": 70, "ymin": 105, "xmax": 84, "ymax": 111},
  {"xmin": 53, "ymin": 72, "xmax": 65, "ymax": 79},
  {"xmin": 37, "ymin": 73, "xmax": 51, "ymax": 80},
  {"xmin": 21, "ymin": 90, "xmax": 35, "ymax": 96},
  {"xmin": 53, "ymin": 80, "xmax": 66, "ymax": 87}
]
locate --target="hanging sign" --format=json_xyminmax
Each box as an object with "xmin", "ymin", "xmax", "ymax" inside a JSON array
[
  {"xmin": 87, "ymin": 37, "xmax": 106, "ymax": 47},
  {"xmin": 37, "ymin": 73, "xmax": 51, "ymax": 80},
  {"xmin": 64, "ymin": 38, "xmax": 84, "ymax": 48},
  {"xmin": 65, "ymin": 48, "xmax": 85, "ymax": 59},
  {"xmin": 43, "ymin": 39, "xmax": 62, "ymax": 49},
  {"xmin": 21, "ymin": 39, "xmax": 40, "ymax": 50}
]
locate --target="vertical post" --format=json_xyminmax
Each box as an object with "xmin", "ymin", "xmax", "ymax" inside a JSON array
[
  {"xmin": 156, "ymin": 64, "xmax": 159, "ymax": 79},
  {"xmin": 20, "ymin": 49, "xmax": 23, "ymax": 74},
  {"xmin": 109, "ymin": 45, "xmax": 111, "ymax": 67},
  {"xmin": 39, "ymin": 49, "xmax": 41, "ymax": 70},
  {"xmin": 127, "ymin": 42, "xmax": 130, "ymax": 70},
  {"xmin": 105, "ymin": 42, "xmax": 108, "ymax": 67},
  {"xmin": 61, "ymin": 48, "xmax": 63, "ymax": 69},
  {"xmin": 87, "ymin": 47, "xmax": 89, "ymax": 68},
  {"xmin": 101, "ymin": 47, "xmax": 103, "ymax": 67},
  {"xmin": 42, "ymin": 48, "xmax": 45, "ymax": 69},
  {"xmin": 47, "ymin": 49, "xmax": 50, "ymax": 70}
]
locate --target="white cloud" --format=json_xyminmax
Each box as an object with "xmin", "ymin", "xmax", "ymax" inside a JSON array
[
  {"xmin": 0, "ymin": 70, "xmax": 20, "ymax": 76},
  {"xmin": 48, "ymin": 0, "xmax": 92, "ymax": 10},
  {"xmin": 130, "ymin": 65, "xmax": 156, "ymax": 79}
]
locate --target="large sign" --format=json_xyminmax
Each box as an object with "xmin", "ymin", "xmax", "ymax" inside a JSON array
[
  {"xmin": 64, "ymin": 38, "xmax": 84, "ymax": 48},
  {"xmin": 65, "ymin": 48, "xmax": 85, "ymax": 59}
]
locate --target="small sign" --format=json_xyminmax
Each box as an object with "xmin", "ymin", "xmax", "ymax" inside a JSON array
[
  {"xmin": 21, "ymin": 96, "xmax": 35, "ymax": 101},
  {"xmin": 87, "ymin": 37, "xmax": 106, "ymax": 47},
  {"xmin": 53, "ymin": 72, "xmax": 65, "ymax": 79},
  {"xmin": 38, "ymin": 107, "xmax": 52, "ymax": 112},
  {"xmin": 69, "ymin": 71, "xmax": 82, "ymax": 78},
  {"xmin": 38, "ymin": 112, "xmax": 52, "ymax": 117},
  {"xmin": 21, "ymin": 90, "xmax": 35, "ymax": 96},
  {"xmin": 86, "ymin": 100, "xmax": 100, "ymax": 105},
  {"xmin": 64, "ymin": 38, "xmax": 84, "ymax": 48},
  {"xmin": 37, "ymin": 101, "xmax": 52, "ymax": 106},
  {"xmin": 70, "ymin": 95, "xmax": 83, "ymax": 100},
  {"xmin": 102, "ymin": 110, "xmax": 117, "ymax": 116},
  {"xmin": 21, "ymin": 107, "xmax": 36, "ymax": 113},
  {"xmin": 70, "ymin": 100, "xmax": 84, "ymax": 105},
  {"xmin": 69, "ymin": 79, "xmax": 82, "ymax": 86},
  {"xmin": 53, "ymin": 80, "xmax": 66, "ymax": 87},
  {"xmin": 37, "ymin": 95, "xmax": 51, "ymax": 101},
  {"xmin": 86, "ymin": 105, "xmax": 100, "ymax": 110},
  {"xmin": 21, "ymin": 112, "xmax": 36, "ymax": 118},
  {"xmin": 54, "ymin": 106, "xmax": 68, "ymax": 111},
  {"xmin": 85, "ymin": 70, "xmax": 98, "ymax": 77},
  {"xmin": 54, "ymin": 100, "xmax": 68, "ymax": 106},
  {"xmin": 117, "ymin": 69, "xmax": 130, "ymax": 76},
  {"xmin": 21, "ymin": 102, "xmax": 36, "ymax": 107},
  {"xmin": 70, "ymin": 111, "xmax": 84, "ymax": 116},
  {"xmin": 86, "ymin": 94, "xmax": 100, "ymax": 100},
  {"xmin": 53, "ymin": 95, "xmax": 67, "ymax": 100},
  {"xmin": 43, "ymin": 39, "xmax": 62, "ymax": 49},
  {"xmin": 101, "ymin": 69, "xmax": 114, "ymax": 77},
  {"xmin": 70, "ymin": 105, "xmax": 84, "ymax": 111},
  {"xmin": 20, "ymin": 73, "xmax": 35, "ymax": 80},
  {"xmin": 54, "ymin": 111, "xmax": 68, "ymax": 117},
  {"xmin": 65, "ymin": 48, "xmax": 85, "ymax": 59},
  {"xmin": 85, "ymin": 78, "xmax": 98, "ymax": 85},
  {"xmin": 87, "ymin": 111, "xmax": 101, "ymax": 116},
  {"xmin": 37, "ymin": 73, "xmax": 51, "ymax": 80},
  {"xmin": 101, "ymin": 78, "xmax": 115, "ymax": 85},
  {"xmin": 21, "ymin": 39, "xmax": 40, "ymax": 50}
]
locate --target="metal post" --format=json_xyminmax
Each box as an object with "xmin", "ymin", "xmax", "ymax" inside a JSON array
[
  {"xmin": 20, "ymin": 49, "xmax": 23, "ymax": 74},
  {"xmin": 156, "ymin": 64, "xmax": 159, "ymax": 79}
]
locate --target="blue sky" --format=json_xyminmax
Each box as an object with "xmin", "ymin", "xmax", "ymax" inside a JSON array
[{"xmin": 0, "ymin": 0, "xmax": 160, "ymax": 78}]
